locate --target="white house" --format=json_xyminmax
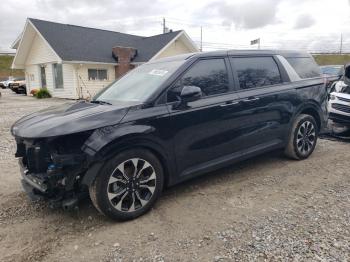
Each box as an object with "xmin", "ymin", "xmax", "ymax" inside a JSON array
[{"xmin": 12, "ymin": 18, "xmax": 199, "ymax": 99}]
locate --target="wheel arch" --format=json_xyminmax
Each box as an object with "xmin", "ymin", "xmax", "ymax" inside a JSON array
[
  {"xmin": 299, "ymin": 107, "xmax": 321, "ymax": 131},
  {"xmin": 82, "ymin": 134, "xmax": 175, "ymax": 188},
  {"xmin": 295, "ymin": 102, "xmax": 324, "ymax": 131}
]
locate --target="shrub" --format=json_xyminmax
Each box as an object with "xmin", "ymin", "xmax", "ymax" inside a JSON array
[
  {"xmin": 30, "ymin": 89, "xmax": 39, "ymax": 96},
  {"xmin": 35, "ymin": 88, "xmax": 51, "ymax": 99}
]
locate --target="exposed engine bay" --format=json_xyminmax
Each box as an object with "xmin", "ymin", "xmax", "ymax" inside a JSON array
[{"xmin": 15, "ymin": 132, "xmax": 92, "ymax": 209}]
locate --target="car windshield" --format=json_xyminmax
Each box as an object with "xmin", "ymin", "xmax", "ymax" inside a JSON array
[
  {"xmin": 93, "ymin": 60, "xmax": 185, "ymax": 104},
  {"xmin": 320, "ymin": 66, "xmax": 342, "ymax": 76}
]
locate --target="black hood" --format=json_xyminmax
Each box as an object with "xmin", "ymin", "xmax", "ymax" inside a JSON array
[{"xmin": 11, "ymin": 101, "xmax": 139, "ymax": 139}]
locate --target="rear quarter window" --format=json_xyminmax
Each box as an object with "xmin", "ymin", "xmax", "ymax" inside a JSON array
[
  {"xmin": 230, "ymin": 57, "xmax": 282, "ymax": 89},
  {"xmin": 286, "ymin": 57, "xmax": 321, "ymax": 79}
]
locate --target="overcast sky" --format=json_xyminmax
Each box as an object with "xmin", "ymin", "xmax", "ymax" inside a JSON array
[{"xmin": 1, "ymin": 0, "xmax": 350, "ymax": 52}]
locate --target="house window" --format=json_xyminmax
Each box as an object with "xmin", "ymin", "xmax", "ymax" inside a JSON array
[
  {"xmin": 40, "ymin": 66, "xmax": 47, "ymax": 88},
  {"xmin": 53, "ymin": 63, "xmax": 63, "ymax": 89},
  {"xmin": 88, "ymin": 69, "xmax": 108, "ymax": 81}
]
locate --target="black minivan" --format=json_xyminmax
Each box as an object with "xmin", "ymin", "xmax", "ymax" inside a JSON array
[{"xmin": 12, "ymin": 50, "xmax": 327, "ymax": 220}]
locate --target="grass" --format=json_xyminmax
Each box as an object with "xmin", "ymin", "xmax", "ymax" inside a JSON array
[
  {"xmin": 0, "ymin": 55, "xmax": 24, "ymax": 80},
  {"xmin": 313, "ymin": 54, "xmax": 350, "ymax": 66},
  {"xmin": 35, "ymin": 88, "xmax": 52, "ymax": 99}
]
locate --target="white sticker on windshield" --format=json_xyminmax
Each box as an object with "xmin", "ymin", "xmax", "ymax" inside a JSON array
[{"xmin": 148, "ymin": 69, "xmax": 168, "ymax": 76}]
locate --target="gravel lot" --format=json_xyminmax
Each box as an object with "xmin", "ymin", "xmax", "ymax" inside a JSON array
[{"xmin": 0, "ymin": 89, "xmax": 349, "ymax": 262}]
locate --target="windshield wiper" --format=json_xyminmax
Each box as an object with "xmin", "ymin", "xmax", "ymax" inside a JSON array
[{"xmin": 90, "ymin": 100, "xmax": 112, "ymax": 105}]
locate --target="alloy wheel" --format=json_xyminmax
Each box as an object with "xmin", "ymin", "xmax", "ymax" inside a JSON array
[
  {"xmin": 107, "ymin": 158, "xmax": 156, "ymax": 212},
  {"xmin": 296, "ymin": 121, "xmax": 316, "ymax": 155}
]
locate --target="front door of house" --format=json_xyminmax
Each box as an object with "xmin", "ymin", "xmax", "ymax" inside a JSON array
[{"xmin": 40, "ymin": 66, "xmax": 46, "ymax": 88}]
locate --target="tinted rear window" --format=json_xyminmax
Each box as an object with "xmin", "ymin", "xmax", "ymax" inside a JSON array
[
  {"xmin": 286, "ymin": 57, "xmax": 321, "ymax": 79},
  {"xmin": 231, "ymin": 57, "xmax": 282, "ymax": 89}
]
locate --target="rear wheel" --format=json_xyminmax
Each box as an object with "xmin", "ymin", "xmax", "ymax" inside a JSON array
[
  {"xmin": 89, "ymin": 149, "xmax": 164, "ymax": 221},
  {"xmin": 284, "ymin": 114, "xmax": 318, "ymax": 160}
]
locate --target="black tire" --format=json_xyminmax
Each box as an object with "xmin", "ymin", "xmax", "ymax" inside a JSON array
[
  {"xmin": 284, "ymin": 114, "xmax": 318, "ymax": 160},
  {"xmin": 89, "ymin": 149, "xmax": 164, "ymax": 221}
]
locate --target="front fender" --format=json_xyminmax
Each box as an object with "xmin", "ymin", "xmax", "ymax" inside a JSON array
[
  {"xmin": 82, "ymin": 123, "xmax": 155, "ymax": 156},
  {"xmin": 81, "ymin": 124, "xmax": 177, "ymax": 186}
]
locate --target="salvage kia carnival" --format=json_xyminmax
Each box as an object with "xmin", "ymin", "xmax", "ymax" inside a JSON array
[{"xmin": 12, "ymin": 50, "xmax": 328, "ymax": 221}]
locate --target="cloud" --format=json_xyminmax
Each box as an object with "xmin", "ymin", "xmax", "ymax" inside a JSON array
[
  {"xmin": 198, "ymin": 0, "xmax": 282, "ymax": 29},
  {"xmin": 293, "ymin": 14, "xmax": 315, "ymax": 29},
  {"xmin": 0, "ymin": 0, "xmax": 166, "ymax": 50}
]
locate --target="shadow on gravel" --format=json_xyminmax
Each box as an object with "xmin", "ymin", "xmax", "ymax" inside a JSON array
[
  {"xmin": 161, "ymin": 150, "xmax": 284, "ymax": 199},
  {"xmin": 320, "ymin": 132, "xmax": 350, "ymax": 143},
  {"xmin": 1, "ymin": 150, "xmax": 284, "ymax": 224}
]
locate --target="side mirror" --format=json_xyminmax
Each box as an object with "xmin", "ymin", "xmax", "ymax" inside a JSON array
[{"xmin": 180, "ymin": 85, "xmax": 202, "ymax": 103}]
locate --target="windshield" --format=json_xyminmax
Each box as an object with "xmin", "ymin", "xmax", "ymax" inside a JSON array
[{"xmin": 93, "ymin": 60, "xmax": 185, "ymax": 104}]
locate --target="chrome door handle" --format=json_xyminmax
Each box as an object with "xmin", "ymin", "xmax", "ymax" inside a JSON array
[
  {"xmin": 220, "ymin": 101, "xmax": 240, "ymax": 107},
  {"xmin": 242, "ymin": 97, "xmax": 260, "ymax": 102}
]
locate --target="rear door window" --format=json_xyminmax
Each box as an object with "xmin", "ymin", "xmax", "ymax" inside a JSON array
[
  {"xmin": 286, "ymin": 57, "xmax": 321, "ymax": 79},
  {"xmin": 230, "ymin": 57, "xmax": 282, "ymax": 89}
]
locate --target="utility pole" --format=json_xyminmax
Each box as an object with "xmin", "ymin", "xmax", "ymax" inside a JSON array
[
  {"xmin": 162, "ymin": 18, "xmax": 166, "ymax": 34},
  {"xmin": 340, "ymin": 33, "xmax": 343, "ymax": 54},
  {"xmin": 200, "ymin": 26, "xmax": 203, "ymax": 52}
]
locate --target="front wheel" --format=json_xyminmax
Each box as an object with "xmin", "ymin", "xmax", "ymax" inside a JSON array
[
  {"xmin": 284, "ymin": 114, "xmax": 318, "ymax": 160},
  {"xmin": 89, "ymin": 149, "xmax": 164, "ymax": 221}
]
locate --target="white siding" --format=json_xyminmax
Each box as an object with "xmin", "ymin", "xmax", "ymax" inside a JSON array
[
  {"xmin": 45, "ymin": 63, "xmax": 76, "ymax": 99},
  {"xmin": 22, "ymin": 33, "xmax": 78, "ymax": 99},
  {"xmin": 155, "ymin": 39, "xmax": 192, "ymax": 59},
  {"xmin": 25, "ymin": 65, "xmax": 40, "ymax": 91},
  {"xmin": 25, "ymin": 34, "xmax": 59, "ymax": 65},
  {"xmin": 76, "ymin": 64, "xmax": 115, "ymax": 99},
  {"xmin": 45, "ymin": 64, "xmax": 54, "ymax": 93},
  {"xmin": 23, "ymin": 32, "xmax": 68, "ymax": 96}
]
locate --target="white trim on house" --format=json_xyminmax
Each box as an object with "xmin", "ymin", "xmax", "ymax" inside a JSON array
[
  {"xmin": 11, "ymin": 33, "xmax": 22, "ymax": 49},
  {"xmin": 62, "ymin": 60, "xmax": 118, "ymax": 65},
  {"xmin": 11, "ymin": 20, "xmax": 30, "ymax": 69},
  {"xmin": 28, "ymin": 19, "xmax": 61, "ymax": 62},
  {"xmin": 62, "ymin": 60, "xmax": 145, "ymax": 66},
  {"xmin": 181, "ymin": 30, "xmax": 200, "ymax": 53},
  {"xmin": 149, "ymin": 30, "xmax": 199, "ymax": 61},
  {"xmin": 11, "ymin": 19, "xmax": 61, "ymax": 69}
]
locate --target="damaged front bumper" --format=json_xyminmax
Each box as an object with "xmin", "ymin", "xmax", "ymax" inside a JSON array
[
  {"xmin": 15, "ymin": 137, "xmax": 90, "ymax": 209},
  {"xmin": 19, "ymin": 159, "xmax": 47, "ymax": 201}
]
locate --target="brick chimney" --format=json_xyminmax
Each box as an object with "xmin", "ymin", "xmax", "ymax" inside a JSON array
[{"xmin": 112, "ymin": 46, "xmax": 137, "ymax": 78}]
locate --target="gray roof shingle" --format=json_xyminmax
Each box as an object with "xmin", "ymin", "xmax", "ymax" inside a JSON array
[{"xmin": 29, "ymin": 18, "xmax": 182, "ymax": 63}]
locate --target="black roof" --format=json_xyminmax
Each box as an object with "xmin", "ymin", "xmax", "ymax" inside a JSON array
[
  {"xmin": 153, "ymin": 49, "xmax": 312, "ymax": 63},
  {"xmin": 29, "ymin": 18, "xmax": 183, "ymax": 63},
  {"xmin": 199, "ymin": 49, "xmax": 311, "ymax": 58}
]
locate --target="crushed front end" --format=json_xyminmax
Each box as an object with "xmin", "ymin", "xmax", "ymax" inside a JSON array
[{"xmin": 14, "ymin": 132, "xmax": 91, "ymax": 209}]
